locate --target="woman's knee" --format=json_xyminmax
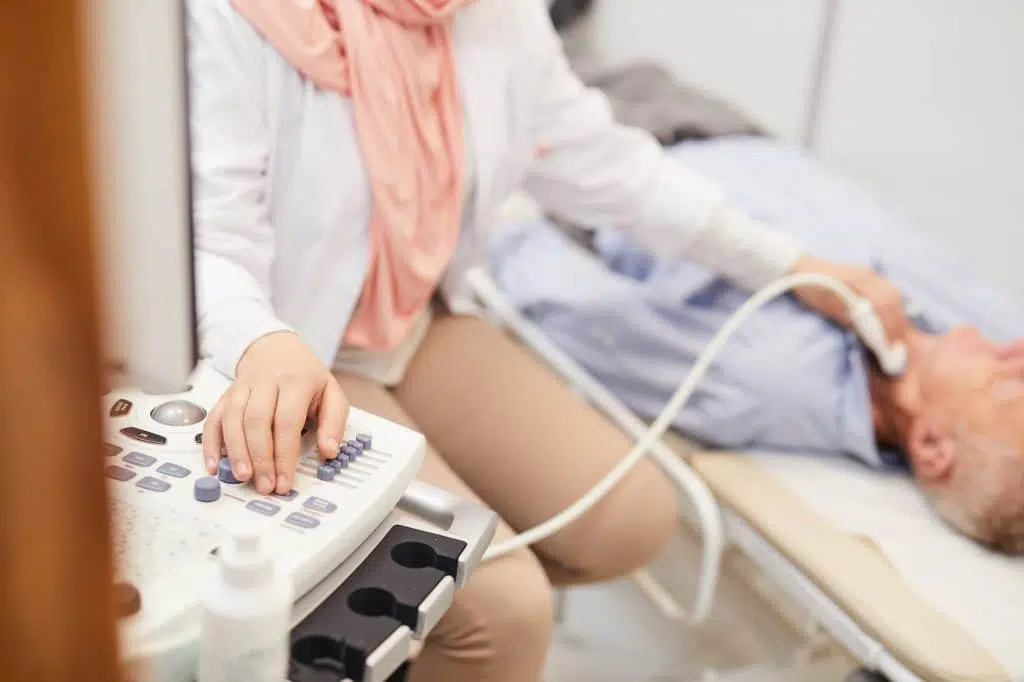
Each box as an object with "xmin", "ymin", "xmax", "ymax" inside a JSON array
[
  {"xmin": 462, "ymin": 549, "xmax": 555, "ymax": 658},
  {"xmin": 414, "ymin": 547, "xmax": 555, "ymax": 682},
  {"xmin": 557, "ymin": 461, "xmax": 678, "ymax": 583}
]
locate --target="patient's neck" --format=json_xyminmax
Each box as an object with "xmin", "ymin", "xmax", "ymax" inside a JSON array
[
  {"xmin": 868, "ymin": 329, "xmax": 933, "ymax": 449},
  {"xmin": 869, "ymin": 373, "xmax": 913, "ymax": 447}
]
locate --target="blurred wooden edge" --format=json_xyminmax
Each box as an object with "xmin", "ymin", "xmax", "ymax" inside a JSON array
[{"xmin": 0, "ymin": 3, "xmax": 125, "ymax": 681}]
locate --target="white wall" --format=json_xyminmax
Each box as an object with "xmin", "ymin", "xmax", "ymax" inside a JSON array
[
  {"xmin": 588, "ymin": 0, "xmax": 1024, "ymax": 302},
  {"xmin": 590, "ymin": 0, "xmax": 828, "ymax": 143},
  {"xmin": 813, "ymin": 0, "xmax": 1024, "ymax": 302}
]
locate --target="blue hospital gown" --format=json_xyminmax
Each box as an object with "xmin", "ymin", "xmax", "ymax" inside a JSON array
[{"xmin": 489, "ymin": 137, "xmax": 1024, "ymax": 468}]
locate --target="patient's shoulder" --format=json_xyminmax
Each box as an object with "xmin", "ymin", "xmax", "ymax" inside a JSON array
[{"xmin": 715, "ymin": 306, "xmax": 867, "ymax": 423}]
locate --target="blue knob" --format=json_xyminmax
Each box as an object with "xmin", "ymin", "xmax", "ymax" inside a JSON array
[
  {"xmin": 217, "ymin": 458, "xmax": 240, "ymax": 484},
  {"xmin": 355, "ymin": 433, "xmax": 372, "ymax": 449},
  {"xmin": 194, "ymin": 476, "xmax": 221, "ymax": 503},
  {"xmin": 317, "ymin": 463, "xmax": 337, "ymax": 482}
]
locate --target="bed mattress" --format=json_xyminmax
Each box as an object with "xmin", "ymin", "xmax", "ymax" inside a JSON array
[{"xmin": 675, "ymin": 438, "xmax": 1023, "ymax": 682}]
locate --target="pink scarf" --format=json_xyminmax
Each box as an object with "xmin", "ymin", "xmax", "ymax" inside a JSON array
[{"xmin": 231, "ymin": 0, "xmax": 473, "ymax": 350}]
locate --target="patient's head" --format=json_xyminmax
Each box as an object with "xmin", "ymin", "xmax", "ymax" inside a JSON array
[{"xmin": 892, "ymin": 326, "xmax": 1024, "ymax": 553}]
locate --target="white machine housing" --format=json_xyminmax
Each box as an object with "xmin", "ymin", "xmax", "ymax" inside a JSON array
[
  {"xmin": 86, "ymin": 0, "xmax": 198, "ymax": 394},
  {"xmin": 103, "ymin": 363, "xmax": 475, "ymax": 682}
]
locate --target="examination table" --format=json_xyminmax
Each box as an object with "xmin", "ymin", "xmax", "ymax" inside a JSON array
[{"xmin": 467, "ymin": 266, "xmax": 1024, "ymax": 682}]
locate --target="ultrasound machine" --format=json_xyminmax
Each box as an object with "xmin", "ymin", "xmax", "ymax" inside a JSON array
[{"xmin": 85, "ymin": 3, "xmax": 497, "ymax": 680}]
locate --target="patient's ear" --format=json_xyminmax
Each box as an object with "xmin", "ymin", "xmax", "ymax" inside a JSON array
[{"xmin": 907, "ymin": 417, "xmax": 956, "ymax": 481}]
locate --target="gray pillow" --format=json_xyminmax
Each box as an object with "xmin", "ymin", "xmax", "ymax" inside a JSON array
[
  {"xmin": 549, "ymin": 0, "xmax": 768, "ymax": 144},
  {"xmin": 583, "ymin": 63, "xmax": 767, "ymax": 145}
]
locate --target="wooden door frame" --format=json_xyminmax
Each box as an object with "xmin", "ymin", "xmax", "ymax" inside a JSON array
[{"xmin": 0, "ymin": 3, "xmax": 124, "ymax": 681}]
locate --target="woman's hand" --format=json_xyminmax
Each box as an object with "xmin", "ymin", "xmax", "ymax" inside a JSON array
[
  {"xmin": 202, "ymin": 331, "xmax": 349, "ymax": 495},
  {"xmin": 788, "ymin": 254, "xmax": 911, "ymax": 346}
]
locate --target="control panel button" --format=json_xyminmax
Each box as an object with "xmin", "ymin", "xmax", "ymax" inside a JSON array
[
  {"xmin": 114, "ymin": 582, "xmax": 142, "ymax": 618},
  {"xmin": 326, "ymin": 457, "xmax": 344, "ymax": 471},
  {"xmin": 342, "ymin": 445, "xmax": 360, "ymax": 460},
  {"xmin": 123, "ymin": 452, "xmax": 157, "ymax": 468},
  {"xmin": 156, "ymin": 462, "xmax": 190, "ymax": 478},
  {"xmin": 246, "ymin": 499, "xmax": 281, "ymax": 517},
  {"xmin": 217, "ymin": 458, "xmax": 240, "ymax": 484},
  {"xmin": 151, "ymin": 400, "xmax": 207, "ymax": 427},
  {"xmin": 119, "ymin": 427, "xmax": 167, "ymax": 446},
  {"xmin": 109, "ymin": 399, "xmax": 133, "ymax": 418},
  {"xmin": 136, "ymin": 477, "xmax": 171, "ymax": 493},
  {"xmin": 286, "ymin": 513, "xmax": 320, "ymax": 530},
  {"xmin": 105, "ymin": 465, "xmax": 136, "ymax": 482},
  {"xmin": 355, "ymin": 433, "xmax": 372, "ymax": 449},
  {"xmin": 272, "ymin": 489, "xmax": 299, "ymax": 500},
  {"xmin": 104, "ymin": 443, "xmax": 123, "ymax": 457},
  {"xmin": 303, "ymin": 497, "xmax": 338, "ymax": 514},
  {"xmin": 316, "ymin": 464, "xmax": 336, "ymax": 482},
  {"xmin": 347, "ymin": 439, "xmax": 364, "ymax": 452},
  {"xmin": 194, "ymin": 476, "xmax": 221, "ymax": 503}
]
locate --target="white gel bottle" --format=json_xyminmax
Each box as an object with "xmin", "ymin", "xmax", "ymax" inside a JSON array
[{"xmin": 198, "ymin": 526, "xmax": 293, "ymax": 682}]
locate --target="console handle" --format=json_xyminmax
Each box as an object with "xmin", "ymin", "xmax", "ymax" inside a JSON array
[{"xmin": 397, "ymin": 481, "xmax": 497, "ymax": 586}]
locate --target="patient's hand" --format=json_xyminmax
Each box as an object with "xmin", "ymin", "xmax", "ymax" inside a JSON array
[{"xmin": 789, "ymin": 254, "xmax": 910, "ymax": 345}]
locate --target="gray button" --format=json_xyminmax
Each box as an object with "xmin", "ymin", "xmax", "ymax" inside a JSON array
[
  {"xmin": 156, "ymin": 462, "xmax": 191, "ymax": 478},
  {"xmin": 194, "ymin": 476, "xmax": 221, "ymax": 503},
  {"xmin": 246, "ymin": 499, "xmax": 281, "ymax": 517},
  {"xmin": 355, "ymin": 433, "xmax": 372, "ymax": 449},
  {"xmin": 120, "ymin": 427, "xmax": 167, "ymax": 445},
  {"xmin": 105, "ymin": 465, "xmax": 136, "ymax": 482},
  {"xmin": 136, "ymin": 476, "xmax": 171, "ymax": 493},
  {"xmin": 346, "ymin": 439, "xmax": 364, "ymax": 451},
  {"xmin": 104, "ymin": 443, "xmax": 123, "ymax": 457},
  {"xmin": 316, "ymin": 464, "xmax": 336, "ymax": 482},
  {"xmin": 151, "ymin": 400, "xmax": 207, "ymax": 427},
  {"xmin": 124, "ymin": 452, "xmax": 157, "ymax": 467},
  {"xmin": 286, "ymin": 513, "xmax": 320, "ymax": 530},
  {"xmin": 217, "ymin": 458, "xmax": 240, "ymax": 484},
  {"xmin": 342, "ymin": 445, "xmax": 360, "ymax": 459},
  {"xmin": 303, "ymin": 496, "xmax": 338, "ymax": 514},
  {"xmin": 272, "ymin": 489, "xmax": 298, "ymax": 500}
]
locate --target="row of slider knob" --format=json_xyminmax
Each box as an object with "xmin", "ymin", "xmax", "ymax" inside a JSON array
[
  {"xmin": 317, "ymin": 434, "xmax": 372, "ymax": 482},
  {"xmin": 192, "ymin": 433, "xmax": 373, "ymax": 502}
]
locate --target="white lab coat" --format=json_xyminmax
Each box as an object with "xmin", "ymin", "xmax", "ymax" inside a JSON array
[{"xmin": 187, "ymin": 0, "xmax": 801, "ymax": 378}]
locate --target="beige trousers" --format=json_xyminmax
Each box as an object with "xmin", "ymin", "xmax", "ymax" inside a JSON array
[{"xmin": 336, "ymin": 314, "xmax": 678, "ymax": 682}]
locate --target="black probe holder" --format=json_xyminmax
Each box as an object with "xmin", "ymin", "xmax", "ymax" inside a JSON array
[{"xmin": 289, "ymin": 524, "xmax": 468, "ymax": 682}]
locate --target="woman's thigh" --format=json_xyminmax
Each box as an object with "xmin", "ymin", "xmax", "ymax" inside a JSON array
[
  {"xmin": 392, "ymin": 314, "xmax": 678, "ymax": 585},
  {"xmin": 334, "ymin": 371, "xmax": 556, "ymax": 682},
  {"xmin": 334, "ymin": 369, "xmax": 525, "ymax": 550}
]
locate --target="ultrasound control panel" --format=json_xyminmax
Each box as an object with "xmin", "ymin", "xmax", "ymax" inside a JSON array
[{"xmin": 103, "ymin": 363, "xmax": 430, "ymax": 680}]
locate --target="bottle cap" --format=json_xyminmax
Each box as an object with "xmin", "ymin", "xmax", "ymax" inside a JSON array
[{"xmin": 218, "ymin": 524, "xmax": 274, "ymax": 588}]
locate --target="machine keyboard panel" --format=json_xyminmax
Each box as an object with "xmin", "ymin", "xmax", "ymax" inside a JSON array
[{"xmin": 102, "ymin": 363, "xmax": 426, "ymax": 654}]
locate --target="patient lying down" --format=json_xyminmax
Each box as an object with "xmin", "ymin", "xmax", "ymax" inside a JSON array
[
  {"xmin": 491, "ymin": 136, "xmax": 1024, "ymax": 555},
  {"xmin": 869, "ymin": 324, "xmax": 1024, "ymax": 553}
]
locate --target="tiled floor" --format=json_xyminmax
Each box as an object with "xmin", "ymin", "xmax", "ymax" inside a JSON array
[{"xmin": 544, "ymin": 526, "xmax": 857, "ymax": 682}]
